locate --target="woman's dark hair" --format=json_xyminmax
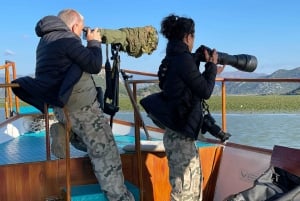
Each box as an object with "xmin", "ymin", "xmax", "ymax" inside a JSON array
[{"xmin": 160, "ymin": 14, "xmax": 195, "ymax": 41}]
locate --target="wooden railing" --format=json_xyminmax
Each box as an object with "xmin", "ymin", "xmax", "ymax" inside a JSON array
[
  {"xmin": 2, "ymin": 64, "xmax": 300, "ymax": 131},
  {"xmin": 2, "ymin": 65, "xmax": 300, "ymax": 137},
  {"xmin": 121, "ymin": 69, "xmax": 300, "ymax": 132},
  {"xmin": 0, "ymin": 61, "xmax": 19, "ymax": 119}
]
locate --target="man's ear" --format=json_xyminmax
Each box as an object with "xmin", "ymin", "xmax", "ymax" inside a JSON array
[{"xmin": 71, "ymin": 24, "xmax": 77, "ymax": 33}]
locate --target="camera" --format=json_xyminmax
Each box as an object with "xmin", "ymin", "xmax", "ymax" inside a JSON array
[
  {"xmin": 196, "ymin": 45, "xmax": 257, "ymax": 72},
  {"xmin": 201, "ymin": 113, "xmax": 231, "ymax": 142},
  {"xmin": 82, "ymin": 27, "xmax": 93, "ymax": 40}
]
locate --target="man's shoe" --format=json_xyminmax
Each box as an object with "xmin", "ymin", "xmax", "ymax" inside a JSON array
[
  {"xmin": 50, "ymin": 122, "xmax": 87, "ymax": 158},
  {"xmin": 50, "ymin": 122, "xmax": 66, "ymax": 159}
]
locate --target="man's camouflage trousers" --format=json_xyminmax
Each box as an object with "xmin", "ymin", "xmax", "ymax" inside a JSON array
[
  {"xmin": 163, "ymin": 128, "xmax": 203, "ymax": 201},
  {"xmin": 53, "ymin": 100, "xmax": 135, "ymax": 201}
]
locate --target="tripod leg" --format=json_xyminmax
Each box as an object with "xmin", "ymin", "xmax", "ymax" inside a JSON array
[{"xmin": 121, "ymin": 70, "xmax": 151, "ymax": 140}]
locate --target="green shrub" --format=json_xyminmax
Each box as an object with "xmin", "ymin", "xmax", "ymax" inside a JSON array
[{"xmin": 5, "ymin": 95, "xmax": 300, "ymax": 113}]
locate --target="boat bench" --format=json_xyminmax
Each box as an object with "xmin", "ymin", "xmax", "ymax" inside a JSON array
[{"xmin": 270, "ymin": 145, "xmax": 300, "ymax": 177}]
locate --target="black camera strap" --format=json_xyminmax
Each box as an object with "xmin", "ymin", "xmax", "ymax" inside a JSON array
[
  {"xmin": 201, "ymin": 100, "xmax": 210, "ymax": 115},
  {"xmin": 103, "ymin": 44, "xmax": 121, "ymax": 127}
]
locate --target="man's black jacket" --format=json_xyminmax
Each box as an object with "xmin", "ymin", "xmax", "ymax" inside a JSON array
[{"xmin": 12, "ymin": 15, "xmax": 102, "ymax": 112}]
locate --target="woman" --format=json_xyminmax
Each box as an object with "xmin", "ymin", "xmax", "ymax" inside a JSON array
[{"xmin": 158, "ymin": 14, "xmax": 224, "ymax": 201}]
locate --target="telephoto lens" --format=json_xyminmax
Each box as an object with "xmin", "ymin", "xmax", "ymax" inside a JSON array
[{"xmin": 195, "ymin": 45, "xmax": 257, "ymax": 72}]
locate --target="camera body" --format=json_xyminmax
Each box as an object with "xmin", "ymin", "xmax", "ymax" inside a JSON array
[
  {"xmin": 196, "ymin": 45, "xmax": 257, "ymax": 72},
  {"xmin": 201, "ymin": 113, "xmax": 231, "ymax": 142},
  {"xmin": 82, "ymin": 27, "xmax": 94, "ymax": 40}
]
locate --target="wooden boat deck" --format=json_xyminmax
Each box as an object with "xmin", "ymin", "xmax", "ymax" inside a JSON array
[
  {"xmin": 0, "ymin": 109, "xmax": 223, "ymax": 200},
  {"xmin": 0, "ymin": 129, "xmax": 215, "ymax": 165},
  {"xmin": 0, "ymin": 128, "xmax": 222, "ymax": 201}
]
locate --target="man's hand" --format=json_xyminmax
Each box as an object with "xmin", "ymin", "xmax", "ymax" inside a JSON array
[{"xmin": 86, "ymin": 28, "xmax": 101, "ymax": 42}]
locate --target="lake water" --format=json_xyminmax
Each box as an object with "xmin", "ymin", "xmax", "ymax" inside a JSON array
[
  {"xmin": 1, "ymin": 108, "xmax": 299, "ymax": 150},
  {"xmin": 115, "ymin": 112, "xmax": 300, "ymax": 150}
]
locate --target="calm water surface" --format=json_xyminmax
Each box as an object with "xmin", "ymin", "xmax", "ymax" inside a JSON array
[
  {"xmin": 1, "ymin": 109, "xmax": 299, "ymax": 150},
  {"xmin": 115, "ymin": 112, "xmax": 300, "ymax": 150}
]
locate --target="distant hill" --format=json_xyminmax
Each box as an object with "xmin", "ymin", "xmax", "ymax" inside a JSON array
[
  {"xmin": 217, "ymin": 67, "xmax": 300, "ymax": 95},
  {"xmin": 137, "ymin": 67, "xmax": 300, "ymax": 96},
  {"xmin": 217, "ymin": 71, "xmax": 267, "ymax": 79}
]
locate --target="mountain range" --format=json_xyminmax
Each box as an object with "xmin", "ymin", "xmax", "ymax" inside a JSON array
[
  {"xmin": 214, "ymin": 67, "xmax": 300, "ymax": 95},
  {"xmin": 135, "ymin": 67, "xmax": 300, "ymax": 96}
]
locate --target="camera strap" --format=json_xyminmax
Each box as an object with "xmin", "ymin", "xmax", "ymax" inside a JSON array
[
  {"xmin": 201, "ymin": 100, "xmax": 210, "ymax": 115},
  {"xmin": 103, "ymin": 44, "xmax": 121, "ymax": 126}
]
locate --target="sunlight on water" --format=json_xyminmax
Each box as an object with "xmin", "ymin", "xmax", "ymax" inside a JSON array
[
  {"xmin": 115, "ymin": 112, "xmax": 300, "ymax": 150},
  {"xmin": 221, "ymin": 113, "xmax": 300, "ymax": 149}
]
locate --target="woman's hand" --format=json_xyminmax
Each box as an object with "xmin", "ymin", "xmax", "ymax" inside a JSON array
[
  {"xmin": 217, "ymin": 65, "xmax": 225, "ymax": 74},
  {"xmin": 204, "ymin": 48, "xmax": 218, "ymax": 64}
]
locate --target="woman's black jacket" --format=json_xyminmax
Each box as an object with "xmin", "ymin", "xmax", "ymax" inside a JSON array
[{"xmin": 141, "ymin": 40, "xmax": 217, "ymax": 139}]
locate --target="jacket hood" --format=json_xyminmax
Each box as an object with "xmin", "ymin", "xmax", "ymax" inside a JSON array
[{"xmin": 35, "ymin": 15, "xmax": 70, "ymax": 37}]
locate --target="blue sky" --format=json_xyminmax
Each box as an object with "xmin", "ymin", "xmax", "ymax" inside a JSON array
[{"xmin": 1, "ymin": 0, "xmax": 300, "ymax": 76}]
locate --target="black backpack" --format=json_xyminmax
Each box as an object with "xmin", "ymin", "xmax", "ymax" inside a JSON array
[{"xmin": 225, "ymin": 165, "xmax": 300, "ymax": 201}]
